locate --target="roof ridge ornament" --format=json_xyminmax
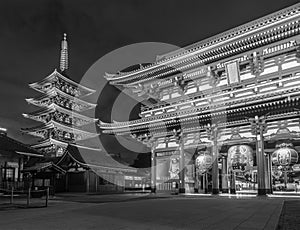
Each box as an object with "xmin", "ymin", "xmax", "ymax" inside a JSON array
[{"xmin": 60, "ymin": 33, "xmax": 68, "ymax": 72}]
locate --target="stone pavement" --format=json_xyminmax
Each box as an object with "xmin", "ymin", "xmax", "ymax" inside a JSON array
[
  {"xmin": 276, "ymin": 200, "xmax": 300, "ymax": 230},
  {"xmin": 0, "ymin": 193, "xmax": 290, "ymax": 230},
  {"xmin": 54, "ymin": 191, "xmax": 157, "ymax": 203}
]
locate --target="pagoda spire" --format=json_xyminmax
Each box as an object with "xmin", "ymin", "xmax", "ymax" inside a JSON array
[{"xmin": 60, "ymin": 33, "xmax": 68, "ymax": 72}]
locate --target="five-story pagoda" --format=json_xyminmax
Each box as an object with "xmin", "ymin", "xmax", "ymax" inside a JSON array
[{"xmin": 22, "ymin": 34, "xmax": 98, "ymax": 157}]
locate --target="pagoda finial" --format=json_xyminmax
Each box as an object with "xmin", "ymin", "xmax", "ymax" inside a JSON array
[{"xmin": 60, "ymin": 33, "xmax": 68, "ymax": 72}]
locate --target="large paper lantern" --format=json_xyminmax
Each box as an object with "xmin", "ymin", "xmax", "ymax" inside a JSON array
[
  {"xmin": 272, "ymin": 147, "xmax": 298, "ymax": 166},
  {"xmin": 196, "ymin": 153, "xmax": 212, "ymax": 173},
  {"xmin": 228, "ymin": 145, "xmax": 253, "ymax": 171}
]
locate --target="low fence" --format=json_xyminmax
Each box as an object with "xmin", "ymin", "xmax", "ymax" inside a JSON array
[
  {"xmin": 0, "ymin": 187, "xmax": 50, "ymax": 209},
  {"xmin": 1, "ymin": 181, "xmax": 25, "ymax": 190}
]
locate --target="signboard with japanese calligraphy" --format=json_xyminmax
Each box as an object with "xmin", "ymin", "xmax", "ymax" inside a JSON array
[{"xmin": 225, "ymin": 60, "xmax": 240, "ymax": 85}]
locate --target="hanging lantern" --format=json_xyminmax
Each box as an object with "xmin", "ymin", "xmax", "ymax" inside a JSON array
[
  {"xmin": 272, "ymin": 146, "xmax": 298, "ymax": 166},
  {"xmin": 196, "ymin": 152, "xmax": 212, "ymax": 173},
  {"xmin": 228, "ymin": 145, "xmax": 253, "ymax": 171},
  {"xmin": 169, "ymin": 156, "xmax": 180, "ymax": 179}
]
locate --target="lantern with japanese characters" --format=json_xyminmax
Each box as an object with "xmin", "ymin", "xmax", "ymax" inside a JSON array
[
  {"xmin": 196, "ymin": 152, "xmax": 212, "ymax": 174},
  {"xmin": 272, "ymin": 143, "xmax": 298, "ymax": 167},
  {"xmin": 228, "ymin": 145, "xmax": 253, "ymax": 171}
]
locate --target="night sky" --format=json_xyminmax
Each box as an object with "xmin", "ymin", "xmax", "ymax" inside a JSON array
[{"xmin": 0, "ymin": 0, "xmax": 299, "ymax": 163}]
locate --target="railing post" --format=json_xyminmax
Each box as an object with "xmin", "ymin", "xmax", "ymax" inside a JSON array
[
  {"xmin": 27, "ymin": 187, "xmax": 31, "ymax": 207},
  {"xmin": 10, "ymin": 187, "xmax": 14, "ymax": 204},
  {"xmin": 45, "ymin": 187, "xmax": 49, "ymax": 207}
]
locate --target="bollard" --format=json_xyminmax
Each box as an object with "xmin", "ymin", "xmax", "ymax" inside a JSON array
[
  {"xmin": 27, "ymin": 188, "xmax": 31, "ymax": 207},
  {"xmin": 45, "ymin": 187, "xmax": 49, "ymax": 207}
]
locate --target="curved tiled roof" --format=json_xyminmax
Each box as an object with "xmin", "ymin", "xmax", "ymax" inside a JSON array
[
  {"xmin": 0, "ymin": 134, "xmax": 42, "ymax": 156},
  {"xmin": 104, "ymin": 3, "xmax": 300, "ymax": 85},
  {"xmin": 120, "ymin": 63, "xmax": 152, "ymax": 73},
  {"xmin": 63, "ymin": 144, "xmax": 137, "ymax": 173}
]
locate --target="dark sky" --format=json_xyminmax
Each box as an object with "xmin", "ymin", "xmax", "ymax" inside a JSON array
[{"xmin": 0, "ymin": 0, "xmax": 299, "ymax": 162}]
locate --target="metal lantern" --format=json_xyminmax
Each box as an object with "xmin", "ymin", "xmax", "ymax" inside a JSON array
[
  {"xmin": 228, "ymin": 145, "xmax": 253, "ymax": 171},
  {"xmin": 272, "ymin": 147, "xmax": 298, "ymax": 166},
  {"xmin": 196, "ymin": 152, "xmax": 212, "ymax": 174}
]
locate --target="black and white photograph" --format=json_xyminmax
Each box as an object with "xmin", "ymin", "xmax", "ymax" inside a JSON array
[{"xmin": 1, "ymin": 0, "xmax": 300, "ymax": 229}]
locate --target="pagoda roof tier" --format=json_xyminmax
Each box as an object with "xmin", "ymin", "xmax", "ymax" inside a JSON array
[
  {"xmin": 23, "ymin": 107, "xmax": 54, "ymax": 118},
  {"xmin": 29, "ymin": 69, "xmax": 95, "ymax": 97},
  {"xmin": 25, "ymin": 87, "xmax": 97, "ymax": 111},
  {"xmin": 49, "ymin": 104, "xmax": 98, "ymax": 123},
  {"xmin": 105, "ymin": 4, "xmax": 300, "ymax": 85},
  {"xmin": 23, "ymin": 103, "xmax": 98, "ymax": 125},
  {"xmin": 31, "ymin": 137, "xmax": 69, "ymax": 149},
  {"xmin": 22, "ymin": 120, "xmax": 98, "ymax": 139}
]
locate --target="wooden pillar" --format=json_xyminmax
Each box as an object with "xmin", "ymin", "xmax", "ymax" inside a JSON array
[
  {"xmin": 194, "ymin": 165, "xmax": 200, "ymax": 193},
  {"xmin": 52, "ymin": 174, "xmax": 55, "ymax": 196},
  {"xmin": 204, "ymin": 173, "xmax": 208, "ymax": 193},
  {"xmin": 65, "ymin": 173, "xmax": 69, "ymax": 192},
  {"xmin": 283, "ymin": 167, "xmax": 288, "ymax": 189},
  {"xmin": 250, "ymin": 52, "xmax": 267, "ymax": 195},
  {"xmin": 18, "ymin": 158, "xmax": 21, "ymax": 182},
  {"xmin": 253, "ymin": 116, "xmax": 267, "ymax": 195},
  {"xmin": 0, "ymin": 163, "xmax": 2, "ymax": 186},
  {"xmin": 230, "ymin": 170, "xmax": 236, "ymax": 194},
  {"xmin": 86, "ymin": 170, "xmax": 90, "ymax": 193},
  {"xmin": 95, "ymin": 174, "xmax": 98, "ymax": 192},
  {"xmin": 211, "ymin": 127, "xmax": 219, "ymax": 195},
  {"xmin": 4, "ymin": 162, "xmax": 7, "ymax": 182},
  {"xmin": 151, "ymin": 146, "xmax": 156, "ymax": 193},
  {"xmin": 178, "ymin": 135, "xmax": 185, "ymax": 193},
  {"xmin": 264, "ymin": 153, "xmax": 273, "ymax": 194},
  {"xmin": 221, "ymin": 155, "xmax": 229, "ymax": 193},
  {"xmin": 200, "ymin": 174, "xmax": 203, "ymax": 190},
  {"xmin": 268, "ymin": 153, "xmax": 273, "ymax": 193}
]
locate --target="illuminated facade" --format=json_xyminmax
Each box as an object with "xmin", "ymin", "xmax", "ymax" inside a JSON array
[
  {"xmin": 99, "ymin": 4, "xmax": 300, "ymax": 195},
  {"xmin": 22, "ymin": 34, "xmax": 98, "ymax": 157}
]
